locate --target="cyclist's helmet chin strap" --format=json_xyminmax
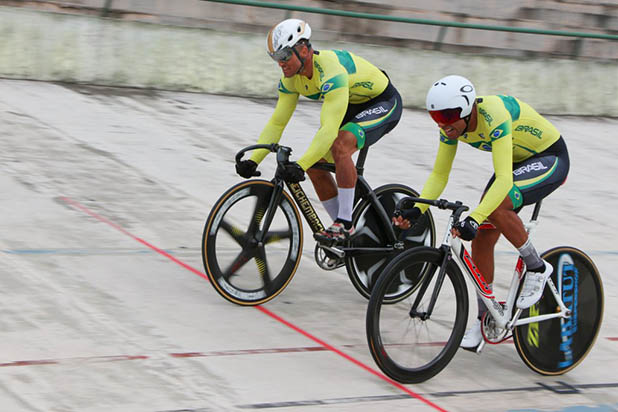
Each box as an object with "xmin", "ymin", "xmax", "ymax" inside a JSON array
[
  {"xmin": 292, "ymin": 41, "xmax": 312, "ymax": 75},
  {"xmin": 462, "ymin": 114, "xmax": 472, "ymax": 134},
  {"xmin": 461, "ymin": 100, "xmax": 477, "ymax": 134}
]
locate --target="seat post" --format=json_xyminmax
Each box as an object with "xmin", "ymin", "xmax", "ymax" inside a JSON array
[
  {"xmin": 355, "ymin": 147, "xmax": 369, "ymax": 176},
  {"xmin": 530, "ymin": 200, "xmax": 543, "ymax": 222}
]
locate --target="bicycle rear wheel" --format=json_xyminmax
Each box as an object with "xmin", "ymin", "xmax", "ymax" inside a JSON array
[
  {"xmin": 366, "ymin": 247, "xmax": 468, "ymax": 383},
  {"xmin": 346, "ymin": 184, "xmax": 436, "ymax": 303},
  {"xmin": 202, "ymin": 180, "xmax": 303, "ymax": 305},
  {"xmin": 513, "ymin": 246, "xmax": 603, "ymax": 375}
]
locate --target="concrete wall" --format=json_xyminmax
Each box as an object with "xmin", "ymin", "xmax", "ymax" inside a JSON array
[
  {"xmin": 6, "ymin": 0, "xmax": 617, "ymax": 60},
  {"xmin": 0, "ymin": 6, "xmax": 617, "ymax": 116}
]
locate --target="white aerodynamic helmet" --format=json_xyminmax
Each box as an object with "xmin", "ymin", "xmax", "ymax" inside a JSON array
[
  {"xmin": 266, "ymin": 19, "xmax": 312, "ymax": 61},
  {"xmin": 426, "ymin": 75, "xmax": 476, "ymax": 123}
]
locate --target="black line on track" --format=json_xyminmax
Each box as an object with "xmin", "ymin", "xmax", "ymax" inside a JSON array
[{"xmin": 230, "ymin": 381, "xmax": 618, "ymax": 409}]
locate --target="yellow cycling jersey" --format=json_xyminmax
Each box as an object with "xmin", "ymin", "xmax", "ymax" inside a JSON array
[
  {"xmin": 419, "ymin": 95, "xmax": 561, "ymax": 223},
  {"xmin": 250, "ymin": 49, "xmax": 389, "ymax": 170}
]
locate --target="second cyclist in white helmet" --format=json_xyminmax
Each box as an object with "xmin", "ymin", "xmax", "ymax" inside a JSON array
[
  {"xmin": 393, "ymin": 75, "xmax": 570, "ymax": 351},
  {"xmin": 237, "ymin": 18, "xmax": 404, "ymax": 243}
]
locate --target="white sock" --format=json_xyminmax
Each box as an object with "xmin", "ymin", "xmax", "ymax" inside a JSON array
[
  {"xmin": 336, "ymin": 187, "xmax": 355, "ymax": 222},
  {"xmin": 518, "ymin": 238, "xmax": 543, "ymax": 271},
  {"xmin": 321, "ymin": 196, "xmax": 339, "ymax": 221}
]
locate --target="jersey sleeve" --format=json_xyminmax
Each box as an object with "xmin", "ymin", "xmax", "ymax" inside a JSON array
[
  {"xmin": 296, "ymin": 74, "xmax": 349, "ymax": 170},
  {"xmin": 250, "ymin": 85, "xmax": 299, "ymax": 164},
  {"xmin": 469, "ymin": 120, "xmax": 513, "ymax": 223},
  {"xmin": 417, "ymin": 133, "xmax": 458, "ymax": 214}
]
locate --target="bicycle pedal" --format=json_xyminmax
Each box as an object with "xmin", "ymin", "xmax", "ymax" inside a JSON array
[
  {"xmin": 313, "ymin": 232, "xmax": 334, "ymax": 245},
  {"xmin": 461, "ymin": 341, "xmax": 485, "ymax": 354}
]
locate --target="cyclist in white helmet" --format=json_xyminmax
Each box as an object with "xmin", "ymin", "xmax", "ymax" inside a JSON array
[
  {"xmin": 393, "ymin": 75, "xmax": 570, "ymax": 351},
  {"xmin": 236, "ymin": 18, "xmax": 403, "ymax": 243}
]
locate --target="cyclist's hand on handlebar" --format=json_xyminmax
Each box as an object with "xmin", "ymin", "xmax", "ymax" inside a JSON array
[
  {"xmin": 278, "ymin": 162, "xmax": 305, "ymax": 183},
  {"xmin": 236, "ymin": 159, "xmax": 259, "ymax": 178},
  {"xmin": 451, "ymin": 216, "xmax": 479, "ymax": 241},
  {"xmin": 392, "ymin": 206, "xmax": 422, "ymax": 230}
]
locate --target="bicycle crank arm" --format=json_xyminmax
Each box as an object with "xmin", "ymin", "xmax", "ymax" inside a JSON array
[
  {"xmin": 340, "ymin": 247, "xmax": 395, "ymax": 256},
  {"xmin": 318, "ymin": 245, "xmax": 345, "ymax": 258}
]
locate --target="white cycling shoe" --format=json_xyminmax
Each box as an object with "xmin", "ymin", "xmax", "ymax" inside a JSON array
[
  {"xmin": 460, "ymin": 318, "xmax": 483, "ymax": 351},
  {"xmin": 517, "ymin": 260, "xmax": 553, "ymax": 309}
]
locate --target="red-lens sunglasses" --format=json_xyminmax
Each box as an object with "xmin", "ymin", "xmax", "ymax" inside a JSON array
[{"xmin": 429, "ymin": 107, "xmax": 463, "ymax": 125}]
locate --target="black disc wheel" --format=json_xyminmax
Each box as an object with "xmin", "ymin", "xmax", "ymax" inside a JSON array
[
  {"xmin": 346, "ymin": 184, "xmax": 436, "ymax": 303},
  {"xmin": 513, "ymin": 246, "xmax": 603, "ymax": 375}
]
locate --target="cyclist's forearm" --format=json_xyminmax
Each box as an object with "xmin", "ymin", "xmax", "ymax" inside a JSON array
[
  {"xmin": 470, "ymin": 137, "xmax": 513, "ymax": 223},
  {"xmin": 296, "ymin": 128, "xmax": 338, "ymax": 170},
  {"xmin": 417, "ymin": 172, "xmax": 449, "ymax": 214},
  {"xmin": 470, "ymin": 175, "xmax": 511, "ymax": 223},
  {"xmin": 297, "ymin": 89, "xmax": 348, "ymax": 170}
]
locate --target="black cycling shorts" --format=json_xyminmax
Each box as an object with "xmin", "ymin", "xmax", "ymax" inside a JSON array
[
  {"xmin": 339, "ymin": 77, "xmax": 402, "ymax": 149},
  {"xmin": 484, "ymin": 136, "xmax": 570, "ymax": 211}
]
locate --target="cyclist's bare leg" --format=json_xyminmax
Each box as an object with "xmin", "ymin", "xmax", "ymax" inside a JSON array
[
  {"xmin": 472, "ymin": 226, "xmax": 501, "ymax": 284},
  {"xmin": 306, "ymin": 163, "xmax": 337, "ymax": 201},
  {"xmin": 307, "ymin": 164, "xmax": 339, "ymax": 221},
  {"xmin": 331, "ymin": 130, "xmax": 359, "ymax": 226},
  {"xmin": 331, "ymin": 130, "xmax": 358, "ymax": 189},
  {"xmin": 311, "ymin": 130, "xmax": 358, "ymax": 241},
  {"xmin": 473, "ymin": 196, "xmax": 528, "ymax": 284}
]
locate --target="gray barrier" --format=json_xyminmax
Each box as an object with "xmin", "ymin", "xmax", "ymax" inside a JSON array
[{"xmin": 0, "ymin": 7, "xmax": 616, "ymax": 116}]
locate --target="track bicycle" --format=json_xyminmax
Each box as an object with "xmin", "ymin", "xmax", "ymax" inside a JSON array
[
  {"xmin": 366, "ymin": 196, "xmax": 603, "ymax": 383},
  {"xmin": 201, "ymin": 144, "xmax": 436, "ymax": 306}
]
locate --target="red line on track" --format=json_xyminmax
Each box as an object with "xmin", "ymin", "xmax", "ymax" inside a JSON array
[
  {"xmin": 0, "ymin": 355, "xmax": 148, "ymax": 367},
  {"xmin": 58, "ymin": 196, "xmax": 446, "ymax": 412}
]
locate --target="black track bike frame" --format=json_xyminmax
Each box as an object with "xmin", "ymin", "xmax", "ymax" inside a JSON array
[{"xmin": 238, "ymin": 144, "xmax": 401, "ymax": 256}]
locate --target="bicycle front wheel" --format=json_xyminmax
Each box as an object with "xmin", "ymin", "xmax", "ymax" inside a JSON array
[
  {"xmin": 513, "ymin": 246, "xmax": 604, "ymax": 375},
  {"xmin": 366, "ymin": 247, "xmax": 468, "ymax": 383},
  {"xmin": 347, "ymin": 184, "xmax": 436, "ymax": 303},
  {"xmin": 202, "ymin": 180, "xmax": 303, "ymax": 305}
]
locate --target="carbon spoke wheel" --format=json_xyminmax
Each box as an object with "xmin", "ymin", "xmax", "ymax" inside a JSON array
[
  {"xmin": 366, "ymin": 247, "xmax": 468, "ymax": 383},
  {"xmin": 202, "ymin": 180, "xmax": 303, "ymax": 305}
]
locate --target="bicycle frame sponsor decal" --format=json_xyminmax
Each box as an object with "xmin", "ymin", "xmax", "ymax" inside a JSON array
[
  {"xmin": 461, "ymin": 248, "xmax": 494, "ymax": 298},
  {"xmin": 558, "ymin": 253, "xmax": 578, "ymax": 368},
  {"xmin": 288, "ymin": 183, "xmax": 325, "ymax": 233}
]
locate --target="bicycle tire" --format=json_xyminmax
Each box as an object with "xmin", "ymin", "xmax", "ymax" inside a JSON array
[
  {"xmin": 366, "ymin": 247, "xmax": 468, "ymax": 383},
  {"xmin": 513, "ymin": 246, "xmax": 604, "ymax": 375},
  {"xmin": 202, "ymin": 180, "xmax": 303, "ymax": 306},
  {"xmin": 346, "ymin": 184, "xmax": 436, "ymax": 303}
]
